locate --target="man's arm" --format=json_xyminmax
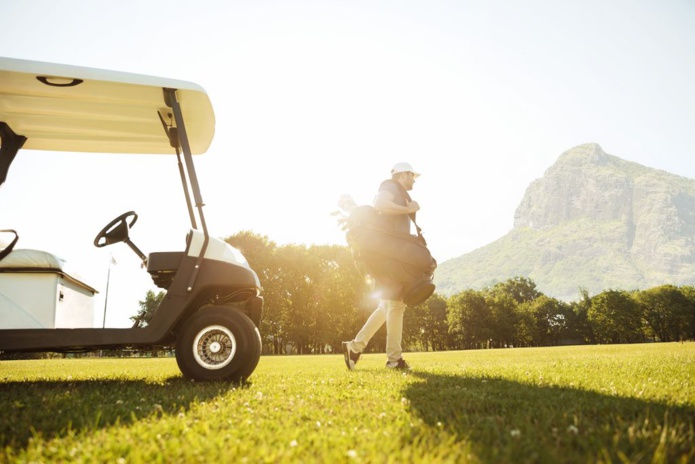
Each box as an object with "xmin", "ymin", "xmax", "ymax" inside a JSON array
[{"xmin": 373, "ymin": 190, "xmax": 420, "ymax": 215}]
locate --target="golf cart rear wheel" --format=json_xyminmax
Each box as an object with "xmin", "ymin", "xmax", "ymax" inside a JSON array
[{"xmin": 176, "ymin": 305, "xmax": 261, "ymax": 382}]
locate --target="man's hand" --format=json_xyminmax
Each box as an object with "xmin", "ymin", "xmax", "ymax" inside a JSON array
[
  {"xmin": 407, "ymin": 201, "xmax": 420, "ymax": 214},
  {"xmin": 374, "ymin": 191, "xmax": 420, "ymax": 216}
]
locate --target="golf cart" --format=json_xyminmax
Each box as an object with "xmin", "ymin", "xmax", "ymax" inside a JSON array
[{"xmin": 0, "ymin": 57, "xmax": 263, "ymax": 382}]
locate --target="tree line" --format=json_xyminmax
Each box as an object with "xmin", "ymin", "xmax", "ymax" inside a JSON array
[
  {"xmin": 221, "ymin": 231, "xmax": 695, "ymax": 354},
  {"xmin": 135, "ymin": 231, "xmax": 695, "ymax": 355}
]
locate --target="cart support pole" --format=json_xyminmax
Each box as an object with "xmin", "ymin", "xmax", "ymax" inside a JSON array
[{"xmin": 165, "ymin": 88, "xmax": 209, "ymax": 292}]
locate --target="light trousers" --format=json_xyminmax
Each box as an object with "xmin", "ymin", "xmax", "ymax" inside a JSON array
[{"xmin": 350, "ymin": 299, "xmax": 406, "ymax": 363}]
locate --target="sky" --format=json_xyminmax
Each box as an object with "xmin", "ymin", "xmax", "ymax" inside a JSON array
[{"xmin": 1, "ymin": 0, "xmax": 694, "ymax": 327}]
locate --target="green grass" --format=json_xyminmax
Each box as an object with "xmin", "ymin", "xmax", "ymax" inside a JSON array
[{"xmin": 1, "ymin": 343, "xmax": 694, "ymax": 463}]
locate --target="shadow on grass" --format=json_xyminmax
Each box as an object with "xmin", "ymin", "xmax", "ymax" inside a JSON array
[
  {"xmin": 403, "ymin": 371, "xmax": 695, "ymax": 463},
  {"xmin": 0, "ymin": 377, "xmax": 249, "ymax": 450}
]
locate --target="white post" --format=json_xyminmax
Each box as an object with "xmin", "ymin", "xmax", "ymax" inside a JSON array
[{"xmin": 102, "ymin": 253, "xmax": 113, "ymax": 329}]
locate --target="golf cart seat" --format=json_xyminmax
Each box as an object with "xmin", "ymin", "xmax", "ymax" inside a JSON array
[
  {"xmin": 0, "ymin": 248, "xmax": 67, "ymax": 271},
  {"xmin": 147, "ymin": 251, "xmax": 184, "ymax": 290},
  {"xmin": 145, "ymin": 229, "xmax": 195, "ymax": 289}
]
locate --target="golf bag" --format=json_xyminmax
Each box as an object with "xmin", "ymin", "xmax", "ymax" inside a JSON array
[{"xmin": 343, "ymin": 204, "xmax": 437, "ymax": 306}]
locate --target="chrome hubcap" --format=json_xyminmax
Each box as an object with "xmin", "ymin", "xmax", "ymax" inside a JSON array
[{"xmin": 192, "ymin": 325, "xmax": 237, "ymax": 370}]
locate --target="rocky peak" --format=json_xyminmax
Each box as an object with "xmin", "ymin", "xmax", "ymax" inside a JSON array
[
  {"xmin": 554, "ymin": 142, "xmax": 610, "ymax": 167},
  {"xmin": 436, "ymin": 144, "xmax": 695, "ymax": 300},
  {"xmin": 514, "ymin": 143, "xmax": 636, "ymax": 229}
]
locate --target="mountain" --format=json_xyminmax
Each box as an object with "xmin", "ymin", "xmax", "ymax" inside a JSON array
[{"xmin": 434, "ymin": 143, "xmax": 695, "ymax": 300}]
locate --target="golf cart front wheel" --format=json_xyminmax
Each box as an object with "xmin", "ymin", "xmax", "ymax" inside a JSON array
[
  {"xmin": 176, "ymin": 305, "xmax": 261, "ymax": 382},
  {"xmin": 192, "ymin": 324, "xmax": 237, "ymax": 370}
]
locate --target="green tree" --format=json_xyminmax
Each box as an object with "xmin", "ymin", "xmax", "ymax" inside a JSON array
[
  {"xmin": 427, "ymin": 294, "xmax": 450, "ymax": 351},
  {"xmin": 311, "ymin": 245, "xmax": 367, "ymax": 353},
  {"xmin": 485, "ymin": 288, "xmax": 518, "ymax": 348},
  {"xmin": 487, "ymin": 277, "xmax": 544, "ymax": 347},
  {"xmin": 131, "ymin": 290, "xmax": 166, "ymax": 328},
  {"xmin": 490, "ymin": 276, "xmax": 541, "ymax": 305},
  {"xmin": 520, "ymin": 295, "xmax": 570, "ymax": 346},
  {"xmin": 678, "ymin": 286, "xmax": 695, "ymax": 340},
  {"xmin": 131, "ymin": 290, "xmax": 167, "ymax": 357},
  {"xmin": 447, "ymin": 289, "xmax": 491, "ymax": 349},
  {"xmin": 225, "ymin": 231, "xmax": 285, "ymax": 354},
  {"xmin": 227, "ymin": 231, "xmax": 375, "ymax": 355},
  {"xmin": 405, "ymin": 293, "xmax": 449, "ymax": 351},
  {"xmin": 514, "ymin": 302, "xmax": 536, "ymax": 347},
  {"xmin": 256, "ymin": 243, "xmax": 367, "ymax": 354},
  {"xmin": 588, "ymin": 290, "xmax": 643, "ymax": 344},
  {"xmin": 634, "ymin": 285, "xmax": 691, "ymax": 342},
  {"xmin": 273, "ymin": 244, "xmax": 316, "ymax": 354},
  {"xmin": 568, "ymin": 288, "xmax": 594, "ymax": 344}
]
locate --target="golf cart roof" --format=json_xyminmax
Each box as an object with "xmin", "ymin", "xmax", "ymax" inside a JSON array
[{"xmin": 0, "ymin": 56, "xmax": 215, "ymax": 155}]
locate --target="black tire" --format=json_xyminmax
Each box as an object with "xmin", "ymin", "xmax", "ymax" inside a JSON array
[{"xmin": 175, "ymin": 305, "xmax": 262, "ymax": 382}]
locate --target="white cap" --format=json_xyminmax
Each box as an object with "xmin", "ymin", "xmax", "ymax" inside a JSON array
[{"xmin": 391, "ymin": 162, "xmax": 420, "ymax": 177}]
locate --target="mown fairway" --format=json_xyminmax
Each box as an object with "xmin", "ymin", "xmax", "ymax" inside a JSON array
[{"xmin": 1, "ymin": 343, "xmax": 694, "ymax": 463}]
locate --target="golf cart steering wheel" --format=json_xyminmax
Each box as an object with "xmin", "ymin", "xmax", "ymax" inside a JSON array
[{"xmin": 94, "ymin": 211, "xmax": 138, "ymax": 248}]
